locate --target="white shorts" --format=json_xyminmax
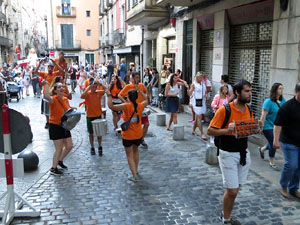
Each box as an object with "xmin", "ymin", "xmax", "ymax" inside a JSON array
[{"xmin": 218, "ymin": 149, "xmax": 251, "ymax": 189}]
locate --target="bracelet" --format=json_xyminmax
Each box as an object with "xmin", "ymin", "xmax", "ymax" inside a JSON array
[{"xmin": 106, "ymin": 93, "xmax": 112, "ymax": 97}]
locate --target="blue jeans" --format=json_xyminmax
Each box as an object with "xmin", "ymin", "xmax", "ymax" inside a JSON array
[
  {"xmin": 263, "ymin": 129, "xmax": 276, "ymax": 158},
  {"xmin": 280, "ymin": 142, "xmax": 300, "ymax": 193},
  {"xmin": 152, "ymin": 87, "xmax": 158, "ymax": 105}
]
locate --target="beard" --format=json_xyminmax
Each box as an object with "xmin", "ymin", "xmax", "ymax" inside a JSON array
[{"xmin": 239, "ymin": 96, "xmax": 251, "ymax": 104}]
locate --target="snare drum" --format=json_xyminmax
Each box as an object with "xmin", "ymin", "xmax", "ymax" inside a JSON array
[
  {"xmin": 91, "ymin": 119, "xmax": 107, "ymax": 136},
  {"xmin": 112, "ymin": 99, "xmax": 122, "ymax": 104},
  {"xmin": 142, "ymin": 108, "xmax": 151, "ymax": 117}
]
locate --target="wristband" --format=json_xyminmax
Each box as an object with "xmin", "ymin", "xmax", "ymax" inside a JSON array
[{"xmin": 107, "ymin": 93, "xmax": 112, "ymax": 97}]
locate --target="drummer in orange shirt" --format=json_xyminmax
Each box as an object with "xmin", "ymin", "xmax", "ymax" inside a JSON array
[
  {"xmin": 34, "ymin": 58, "xmax": 65, "ymax": 129},
  {"xmin": 54, "ymin": 52, "xmax": 68, "ymax": 77},
  {"xmin": 107, "ymin": 87, "xmax": 148, "ymax": 182},
  {"xmin": 81, "ymin": 80, "xmax": 105, "ymax": 156},
  {"xmin": 119, "ymin": 72, "xmax": 149, "ymax": 148}
]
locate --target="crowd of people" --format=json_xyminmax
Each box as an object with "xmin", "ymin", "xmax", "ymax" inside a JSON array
[{"xmin": 1, "ymin": 51, "xmax": 300, "ymax": 225}]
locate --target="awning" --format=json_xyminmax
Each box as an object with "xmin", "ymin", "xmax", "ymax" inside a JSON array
[{"xmin": 113, "ymin": 45, "xmax": 140, "ymax": 54}]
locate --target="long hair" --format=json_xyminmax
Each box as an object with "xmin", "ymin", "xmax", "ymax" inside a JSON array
[
  {"xmin": 219, "ymin": 84, "xmax": 229, "ymax": 98},
  {"xmin": 109, "ymin": 75, "xmax": 122, "ymax": 91},
  {"xmin": 169, "ymin": 73, "xmax": 176, "ymax": 87},
  {"xmin": 270, "ymin": 83, "xmax": 283, "ymax": 102},
  {"xmin": 128, "ymin": 89, "xmax": 139, "ymax": 122},
  {"xmin": 50, "ymin": 76, "xmax": 62, "ymax": 90},
  {"xmin": 50, "ymin": 82, "xmax": 63, "ymax": 96}
]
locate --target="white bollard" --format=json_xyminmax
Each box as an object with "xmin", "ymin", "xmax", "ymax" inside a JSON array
[
  {"xmin": 205, "ymin": 143, "xmax": 219, "ymax": 165},
  {"xmin": 156, "ymin": 113, "xmax": 166, "ymax": 126},
  {"xmin": 173, "ymin": 125, "xmax": 184, "ymax": 140}
]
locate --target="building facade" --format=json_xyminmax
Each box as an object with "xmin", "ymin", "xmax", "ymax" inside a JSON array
[
  {"xmin": 47, "ymin": 0, "xmax": 100, "ymax": 65},
  {"xmin": 123, "ymin": 0, "xmax": 300, "ymax": 118}
]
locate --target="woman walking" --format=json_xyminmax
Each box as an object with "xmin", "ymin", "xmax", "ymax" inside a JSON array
[
  {"xmin": 77, "ymin": 66, "xmax": 88, "ymax": 94},
  {"xmin": 44, "ymin": 80, "xmax": 73, "ymax": 175},
  {"xmin": 109, "ymin": 75, "xmax": 124, "ymax": 130},
  {"xmin": 165, "ymin": 74, "xmax": 188, "ymax": 131},
  {"xmin": 211, "ymin": 84, "xmax": 229, "ymax": 113},
  {"xmin": 259, "ymin": 83, "xmax": 285, "ymax": 170},
  {"xmin": 107, "ymin": 88, "xmax": 148, "ymax": 182},
  {"xmin": 22, "ymin": 65, "xmax": 32, "ymax": 97},
  {"xmin": 188, "ymin": 72, "xmax": 208, "ymax": 140}
]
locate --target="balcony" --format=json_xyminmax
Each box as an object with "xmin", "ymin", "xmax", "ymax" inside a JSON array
[
  {"xmin": 55, "ymin": 40, "xmax": 81, "ymax": 51},
  {"xmin": 156, "ymin": 0, "xmax": 206, "ymax": 7},
  {"xmin": 106, "ymin": 0, "xmax": 113, "ymax": 8},
  {"xmin": 99, "ymin": 3, "xmax": 106, "ymax": 16},
  {"xmin": 126, "ymin": 0, "xmax": 169, "ymax": 29},
  {"xmin": 0, "ymin": 36, "xmax": 10, "ymax": 47},
  {"xmin": 112, "ymin": 28, "xmax": 125, "ymax": 46},
  {"xmin": 56, "ymin": 6, "xmax": 76, "ymax": 18}
]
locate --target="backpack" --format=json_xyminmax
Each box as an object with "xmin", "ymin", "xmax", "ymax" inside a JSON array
[{"xmin": 214, "ymin": 103, "xmax": 252, "ymax": 155}]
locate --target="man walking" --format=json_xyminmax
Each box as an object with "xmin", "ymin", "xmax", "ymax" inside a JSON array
[
  {"xmin": 207, "ymin": 79, "xmax": 256, "ymax": 225},
  {"xmin": 273, "ymin": 82, "xmax": 300, "ymax": 199}
]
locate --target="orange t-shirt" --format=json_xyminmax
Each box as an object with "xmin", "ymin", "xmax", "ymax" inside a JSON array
[
  {"xmin": 83, "ymin": 80, "xmax": 103, "ymax": 91},
  {"xmin": 83, "ymin": 90, "xmax": 104, "ymax": 118},
  {"xmin": 49, "ymin": 95, "xmax": 70, "ymax": 125},
  {"xmin": 119, "ymin": 83, "xmax": 147, "ymax": 104},
  {"xmin": 64, "ymin": 86, "xmax": 70, "ymax": 98},
  {"xmin": 40, "ymin": 71, "xmax": 61, "ymax": 93},
  {"xmin": 209, "ymin": 102, "xmax": 253, "ymax": 136},
  {"xmin": 121, "ymin": 103, "xmax": 144, "ymax": 140},
  {"xmin": 110, "ymin": 85, "xmax": 122, "ymax": 99},
  {"xmin": 54, "ymin": 58, "xmax": 68, "ymax": 76}
]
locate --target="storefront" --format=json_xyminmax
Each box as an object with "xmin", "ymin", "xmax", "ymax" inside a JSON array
[{"xmin": 113, "ymin": 45, "xmax": 140, "ymax": 71}]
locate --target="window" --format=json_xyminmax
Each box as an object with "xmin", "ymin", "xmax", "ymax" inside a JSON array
[
  {"xmin": 61, "ymin": 24, "xmax": 73, "ymax": 48},
  {"xmin": 133, "ymin": 0, "xmax": 138, "ymax": 6},
  {"xmin": 86, "ymin": 29, "xmax": 91, "ymax": 36},
  {"xmin": 85, "ymin": 53, "xmax": 94, "ymax": 64},
  {"xmin": 86, "ymin": 10, "xmax": 90, "ymax": 17},
  {"xmin": 61, "ymin": 0, "xmax": 71, "ymax": 15},
  {"xmin": 127, "ymin": 0, "xmax": 130, "ymax": 10}
]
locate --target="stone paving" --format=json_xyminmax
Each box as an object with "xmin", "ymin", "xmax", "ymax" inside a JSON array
[{"xmin": 1, "ymin": 91, "xmax": 300, "ymax": 225}]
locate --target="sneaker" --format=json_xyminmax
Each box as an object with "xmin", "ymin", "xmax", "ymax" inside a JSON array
[
  {"xmin": 219, "ymin": 212, "xmax": 241, "ymax": 225},
  {"xmin": 258, "ymin": 147, "xmax": 264, "ymax": 159},
  {"xmin": 90, "ymin": 147, "xmax": 95, "ymax": 155},
  {"xmin": 44, "ymin": 122, "xmax": 49, "ymax": 129},
  {"xmin": 58, "ymin": 161, "xmax": 68, "ymax": 170},
  {"xmin": 50, "ymin": 167, "xmax": 63, "ymax": 176},
  {"xmin": 128, "ymin": 176, "xmax": 138, "ymax": 182},
  {"xmin": 141, "ymin": 140, "xmax": 148, "ymax": 148},
  {"xmin": 98, "ymin": 146, "xmax": 103, "ymax": 156}
]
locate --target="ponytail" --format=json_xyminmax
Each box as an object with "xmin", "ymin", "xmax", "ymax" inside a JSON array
[{"xmin": 128, "ymin": 90, "xmax": 139, "ymax": 122}]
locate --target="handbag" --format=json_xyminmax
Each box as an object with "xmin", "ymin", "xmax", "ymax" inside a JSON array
[
  {"xmin": 57, "ymin": 97, "xmax": 81, "ymax": 131},
  {"xmin": 120, "ymin": 110, "xmax": 135, "ymax": 131},
  {"xmin": 195, "ymin": 82, "xmax": 204, "ymax": 107}
]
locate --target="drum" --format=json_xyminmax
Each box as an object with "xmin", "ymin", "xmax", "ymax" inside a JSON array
[
  {"xmin": 112, "ymin": 99, "xmax": 122, "ymax": 104},
  {"xmin": 42, "ymin": 98, "xmax": 49, "ymax": 116},
  {"xmin": 142, "ymin": 108, "xmax": 151, "ymax": 117},
  {"xmin": 92, "ymin": 119, "xmax": 107, "ymax": 136}
]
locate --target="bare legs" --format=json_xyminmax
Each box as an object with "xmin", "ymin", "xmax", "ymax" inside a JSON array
[
  {"xmin": 192, "ymin": 114, "xmax": 207, "ymax": 139},
  {"xmin": 53, "ymin": 137, "xmax": 73, "ymax": 169},
  {"xmin": 89, "ymin": 134, "xmax": 102, "ymax": 148},
  {"xmin": 142, "ymin": 122, "xmax": 149, "ymax": 139},
  {"xmin": 167, "ymin": 113, "xmax": 178, "ymax": 130},
  {"xmin": 125, "ymin": 145, "xmax": 139, "ymax": 177},
  {"xmin": 222, "ymin": 188, "xmax": 239, "ymax": 220},
  {"xmin": 112, "ymin": 112, "xmax": 121, "ymax": 130}
]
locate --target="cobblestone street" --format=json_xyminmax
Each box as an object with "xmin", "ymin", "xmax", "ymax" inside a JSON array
[{"xmin": 1, "ymin": 92, "xmax": 300, "ymax": 225}]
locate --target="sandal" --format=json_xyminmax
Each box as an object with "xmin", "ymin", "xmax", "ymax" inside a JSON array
[
  {"xmin": 166, "ymin": 128, "xmax": 172, "ymax": 131},
  {"xmin": 192, "ymin": 132, "xmax": 199, "ymax": 136},
  {"xmin": 258, "ymin": 147, "xmax": 264, "ymax": 159},
  {"xmin": 201, "ymin": 135, "xmax": 208, "ymax": 141},
  {"xmin": 269, "ymin": 163, "xmax": 280, "ymax": 171}
]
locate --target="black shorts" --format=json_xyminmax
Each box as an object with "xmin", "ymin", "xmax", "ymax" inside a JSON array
[
  {"xmin": 122, "ymin": 138, "xmax": 142, "ymax": 147},
  {"xmin": 49, "ymin": 123, "xmax": 71, "ymax": 140}
]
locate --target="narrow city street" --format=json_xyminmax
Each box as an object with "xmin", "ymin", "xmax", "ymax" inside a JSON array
[{"xmin": 0, "ymin": 90, "xmax": 299, "ymax": 225}]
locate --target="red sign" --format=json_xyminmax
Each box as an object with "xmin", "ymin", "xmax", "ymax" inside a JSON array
[{"xmin": 50, "ymin": 51, "xmax": 54, "ymax": 56}]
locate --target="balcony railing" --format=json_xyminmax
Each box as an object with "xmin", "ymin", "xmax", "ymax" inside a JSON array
[
  {"xmin": 99, "ymin": 3, "xmax": 106, "ymax": 16},
  {"xmin": 56, "ymin": 6, "xmax": 76, "ymax": 18},
  {"xmin": 112, "ymin": 28, "xmax": 125, "ymax": 45},
  {"xmin": 106, "ymin": 0, "xmax": 113, "ymax": 8},
  {"xmin": 55, "ymin": 40, "xmax": 81, "ymax": 50}
]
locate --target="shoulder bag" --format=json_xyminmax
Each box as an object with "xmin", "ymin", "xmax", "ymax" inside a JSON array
[{"xmin": 120, "ymin": 110, "xmax": 135, "ymax": 131}]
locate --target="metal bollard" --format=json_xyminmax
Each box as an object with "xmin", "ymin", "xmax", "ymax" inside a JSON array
[
  {"xmin": 173, "ymin": 125, "xmax": 184, "ymax": 140},
  {"xmin": 156, "ymin": 113, "xmax": 166, "ymax": 126}
]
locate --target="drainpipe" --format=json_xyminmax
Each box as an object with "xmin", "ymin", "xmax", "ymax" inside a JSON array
[
  {"xmin": 141, "ymin": 25, "xmax": 144, "ymax": 81},
  {"xmin": 50, "ymin": 0, "xmax": 54, "ymax": 49}
]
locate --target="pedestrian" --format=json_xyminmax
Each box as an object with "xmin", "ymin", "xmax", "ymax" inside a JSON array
[
  {"xmin": 34, "ymin": 59, "xmax": 64, "ymax": 129},
  {"xmin": 165, "ymin": 73, "xmax": 188, "ymax": 130},
  {"xmin": 188, "ymin": 72, "xmax": 208, "ymax": 140},
  {"xmin": 68, "ymin": 65, "xmax": 77, "ymax": 93},
  {"xmin": 31, "ymin": 68, "xmax": 40, "ymax": 97},
  {"xmin": 220, "ymin": 74, "xmax": 234, "ymax": 102},
  {"xmin": 160, "ymin": 65, "xmax": 168, "ymax": 91},
  {"xmin": 119, "ymin": 72, "xmax": 149, "ymax": 148},
  {"xmin": 54, "ymin": 52, "xmax": 68, "ymax": 77},
  {"xmin": 14, "ymin": 72, "xmax": 24, "ymax": 99},
  {"xmin": 150, "ymin": 67, "xmax": 159, "ymax": 107},
  {"xmin": 273, "ymin": 82, "xmax": 300, "ymax": 199},
  {"xmin": 143, "ymin": 67, "xmax": 152, "ymax": 103},
  {"xmin": 211, "ymin": 84, "xmax": 230, "ymax": 113},
  {"xmin": 259, "ymin": 83, "xmax": 285, "ymax": 170},
  {"xmin": 123, "ymin": 74, "xmax": 130, "ymax": 85},
  {"xmin": 81, "ymin": 80, "xmax": 105, "ymax": 156},
  {"xmin": 77, "ymin": 66, "xmax": 88, "ymax": 94},
  {"xmin": 207, "ymin": 79, "xmax": 260, "ymax": 225},
  {"xmin": 119, "ymin": 58, "xmax": 127, "ymax": 80},
  {"xmin": 22, "ymin": 65, "xmax": 31, "ymax": 97},
  {"xmin": 43, "ymin": 81, "xmax": 73, "ymax": 175},
  {"xmin": 109, "ymin": 75, "xmax": 124, "ymax": 130},
  {"xmin": 107, "ymin": 88, "xmax": 148, "ymax": 182},
  {"xmin": 107, "ymin": 60, "xmax": 114, "ymax": 83}
]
